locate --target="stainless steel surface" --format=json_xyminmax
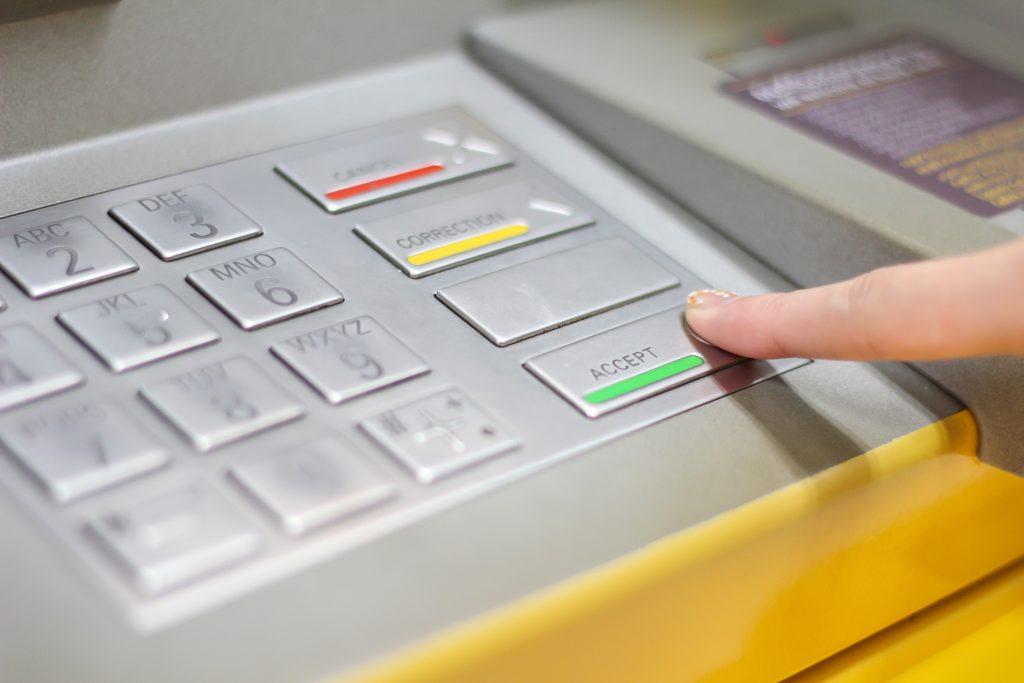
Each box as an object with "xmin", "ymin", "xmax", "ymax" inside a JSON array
[
  {"xmin": 0, "ymin": 397, "xmax": 169, "ymax": 504},
  {"xmin": 109, "ymin": 185, "xmax": 263, "ymax": 261},
  {"xmin": 186, "ymin": 247, "xmax": 343, "ymax": 330},
  {"xmin": 0, "ymin": 323, "xmax": 84, "ymax": 411},
  {"xmin": 87, "ymin": 481, "xmax": 264, "ymax": 595},
  {"xmin": 0, "ymin": 107, "xmax": 810, "ymax": 632},
  {"xmin": 353, "ymin": 179, "xmax": 594, "ymax": 277},
  {"xmin": 360, "ymin": 388, "xmax": 520, "ymax": 484},
  {"xmin": 138, "ymin": 357, "xmax": 306, "ymax": 452},
  {"xmin": 228, "ymin": 434, "xmax": 398, "ymax": 536},
  {"xmin": 275, "ymin": 112, "xmax": 514, "ymax": 214},
  {"xmin": 436, "ymin": 238, "xmax": 684, "ymax": 346},
  {"xmin": 0, "ymin": 53, "xmax": 967, "ymax": 683},
  {"xmin": 525, "ymin": 306, "xmax": 744, "ymax": 418},
  {"xmin": 58, "ymin": 285, "xmax": 221, "ymax": 373},
  {"xmin": 270, "ymin": 316, "xmax": 430, "ymax": 405},
  {"xmin": 0, "ymin": 216, "xmax": 137, "ymax": 298}
]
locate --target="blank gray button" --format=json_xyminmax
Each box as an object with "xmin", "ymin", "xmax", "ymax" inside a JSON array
[
  {"xmin": 140, "ymin": 356, "xmax": 305, "ymax": 452},
  {"xmin": 0, "ymin": 216, "xmax": 137, "ymax": 298},
  {"xmin": 271, "ymin": 316, "xmax": 429, "ymax": 404},
  {"xmin": 0, "ymin": 398, "xmax": 169, "ymax": 503},
  {"xmin": 58, "ymin": 284, "xmax": 220, "ymax": 372},
  {"xmin": 109, "ymin": 185, "xmax": 262, "ymax": 260},
  {"xmin": 436, "ymin": 238, "xmax": 680, "ymax": 346},
  {"xmin": 88, "ymin": 482, "xmax": 262, "ymax": 595},
  {"xmin": 187, "ymin": 247, "xmax": 343, "ymax": 330},
  {"xmin": 524, "ymin": 307, "xmax": 743, "ymax": 418},
  {"xmin": 353, "ymin": 179, "xmax": 594, "ymax": 278},
  {"xmin": 0, "ymin": 324, "xmax": 84, "ymax": 411},
  {"xmin": 229, "ymin": 434, "xmax": 397, "ymax": 536},
  {"xmin": 360, "ymin": 388, "xmax": 518, "ymax": 484},
  {"xmin": 276, "ymin": 119, "xmax": 513, "ymax": 213}
]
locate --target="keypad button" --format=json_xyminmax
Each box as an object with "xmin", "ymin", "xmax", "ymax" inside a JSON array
[
  {"xmin": 524, "ymin": 307, "xmax": 743, "ymax": 418},
  {"xmin": 276, "ymin": 118, "xmax": 513, "ymax": 213},
  {"xmin": 58, "ymin": 284, "xmax": 220, "ymax": 373},
  {"xmin": 187, "ymin": 247, "xmax": 343, "ymax": 330},
  {"xmin": 140, "ymin": 356, "xmax": 305, "ymax": 452},
  {"xmin": 436, "ymin": 238, "xmax": 680, "ymax": 346},
  {"xmin": 87, "ymin": 482, "xmax": 263, "ymax": 595},
  {"xmin": 0, "ymin": 216, "xmax": 137, "ymax": 298},
  {"xmin": 0, "ymin": 398, "xmax": 169, "ymax": 503},
  {"xmin": 229, "ymin": 435, "xmax": 397, "ymax": 536},
  {"xmin": 109, "ymin": 185, "xmax": 262, "ymax": 261},
  {"xmin": 360, "ymin": 388, "xmax": 518, "ymax": 484},
  {"xmin": 270, "ymin": 316, "xmax": 429, "ymax": 404},
  {"xmin": 354, "ymin": 180, "xmax": 594, "ymax": 278},
  {"xmin": 0, "ymin": 324, "xmax": 84, "ymax": 411}
]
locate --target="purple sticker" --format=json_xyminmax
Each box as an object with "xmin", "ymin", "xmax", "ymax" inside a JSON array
[{"xmin": 724, "ymin": 36, "xmax": 1024, "ymax": 218}]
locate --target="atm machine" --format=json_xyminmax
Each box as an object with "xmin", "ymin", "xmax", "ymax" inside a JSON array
[{"xmin": 1, "ymin": 1, "xmax": 1023, "ymax": 682}]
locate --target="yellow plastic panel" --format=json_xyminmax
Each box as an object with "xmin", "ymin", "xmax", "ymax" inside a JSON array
[{"xmin": 348, "ymin": 411, "xmax": 1024, "ymax": 683}]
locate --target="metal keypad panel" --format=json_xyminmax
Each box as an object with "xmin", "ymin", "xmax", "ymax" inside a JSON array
[{"xmin": 0, "ymin": 108, "xmax": 806, "ymax": 630}]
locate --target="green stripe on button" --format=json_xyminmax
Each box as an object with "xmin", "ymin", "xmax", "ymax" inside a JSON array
[{"xmin": 583, "ymin": 355, "xmax": 705, "ymax": 405}]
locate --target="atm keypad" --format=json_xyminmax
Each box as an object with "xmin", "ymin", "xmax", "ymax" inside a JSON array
[{"xmin": 0, "ymin": 109, "xmax": 800, "ymax": 625}]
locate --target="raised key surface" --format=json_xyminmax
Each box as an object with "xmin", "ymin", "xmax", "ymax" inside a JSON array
[
  {"xmin": 0, "ymin": 216, "xmax": 137, "ymax": 298},
  {"xmin": 270, "ymin": 316, "xmax": 429, "ymax": 404},
  {"xmin": 353, "ymin": 179, "xmax": 593, "ymax": 277},
  {"xmin": 276, "ymin": 117, "xmax": 513, "ymax": 213},
  {"xmin": 360, "ymin": 388, "xmax": 518, "ymax": 484},
  {"xmin": 229, "ymin": 434, "xmax": 397, "ymax": 536},
  {"xmin": 187, "ymin": 247, "xmax": 343, "ymax": 330},
  {"xmin": 0, "ymin": 324, "xmax": 84, "ymax": 411},
  {"xmin": 109, "ymin": 185, "xmax": 262, "ymax": 261},
  {"xmin": 58, "ymin": 284, "xmax": 220, "ymax": 372},
  {"xmin": 524, "ymin": 307, "xmax": 743, "ymax": 418},
  {"xmin": 436, "ymin": 238, "xmax": 680, "ymax": 346},
  {"xmin": 139, "ymin": 356, "xmax": 305, "ymax": 452},
  {"xmin": 0, "ymin": 398, "xmax": 169, "ymax": 503},
  {"xmin": 87, "ymin": 482, "xmax": 263, "ymax": 595}
]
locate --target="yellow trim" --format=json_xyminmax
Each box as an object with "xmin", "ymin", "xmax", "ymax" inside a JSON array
[
  {"xmin": 406, "ymin": 223, "xmax": 529, "ymax": 265},
  {"xmin": 347, "ymin": 411, "xmax": 1024, "ymax": 683}
]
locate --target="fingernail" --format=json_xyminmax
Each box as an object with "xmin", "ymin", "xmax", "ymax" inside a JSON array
[{"xmin": 686, "ymin": 288, "xmax": 740, "ymax": 308}]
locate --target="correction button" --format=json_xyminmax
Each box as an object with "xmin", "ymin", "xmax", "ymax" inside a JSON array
[
  {"xmin": 360, "ymin": 388, "xmax": 519, "ymax": 484},
  {"xmin": 139, "ymin": 356, "xmax": 305, "ymax": 452},
  {"xmin": 354, "ymin": 179, "xmax": 593, "ymax": 278},
  {"xmin": 524, "ymin": 307, "xmax": 743, "ymax": 418},
  {"xmin": 0, "ymin": 216, "xmax": 137, "ymax": 298},
  {"xmin": 275, "ymin": 119, "xmax": 513, "ymax": 213},
  {"xmin": 109, "ymin": 185, "xmax": 262, "ymax": 261},
  {"xmin": 187, "ymin": 247, "xmax": 343, "ymax": 330}
]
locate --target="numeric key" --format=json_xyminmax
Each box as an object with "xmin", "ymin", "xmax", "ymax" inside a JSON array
[
  {"xmin": 58, "ymin": 284, "xmax": 220, "ymax": 372},
  {"xmin": 0, "ymin": 216, "xmax": 137, "ymax": 298},
  {"xmin": 109, "ymin": 185, "xmax": 262, "ymax": 260},
  {"xmin": 0, "ymin": 324, "xmax": 84, "ymax": 411},
  {"xmin": 187, "ymin": 247, "xmax": 343, "ymax": 330}
]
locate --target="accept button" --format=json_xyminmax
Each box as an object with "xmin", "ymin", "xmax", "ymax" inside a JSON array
[{"xmin": 524, "ymin": 307, "xmax": 742, "ymax": 417}]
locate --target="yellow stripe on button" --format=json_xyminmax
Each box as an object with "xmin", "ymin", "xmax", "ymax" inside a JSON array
[{"xmin": 407, "ymin": 223, "xmax": 530, "ymax": 266}]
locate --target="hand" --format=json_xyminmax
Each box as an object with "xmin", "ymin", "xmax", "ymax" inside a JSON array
[{"xmin": 684, "ymin": 238, "xmax": 1024, "ymax": 361}]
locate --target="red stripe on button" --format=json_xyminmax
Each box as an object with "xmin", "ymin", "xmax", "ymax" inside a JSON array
[{"xmin": 324, "ymin": 163, "xmax": 446, "ymax": 201}]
